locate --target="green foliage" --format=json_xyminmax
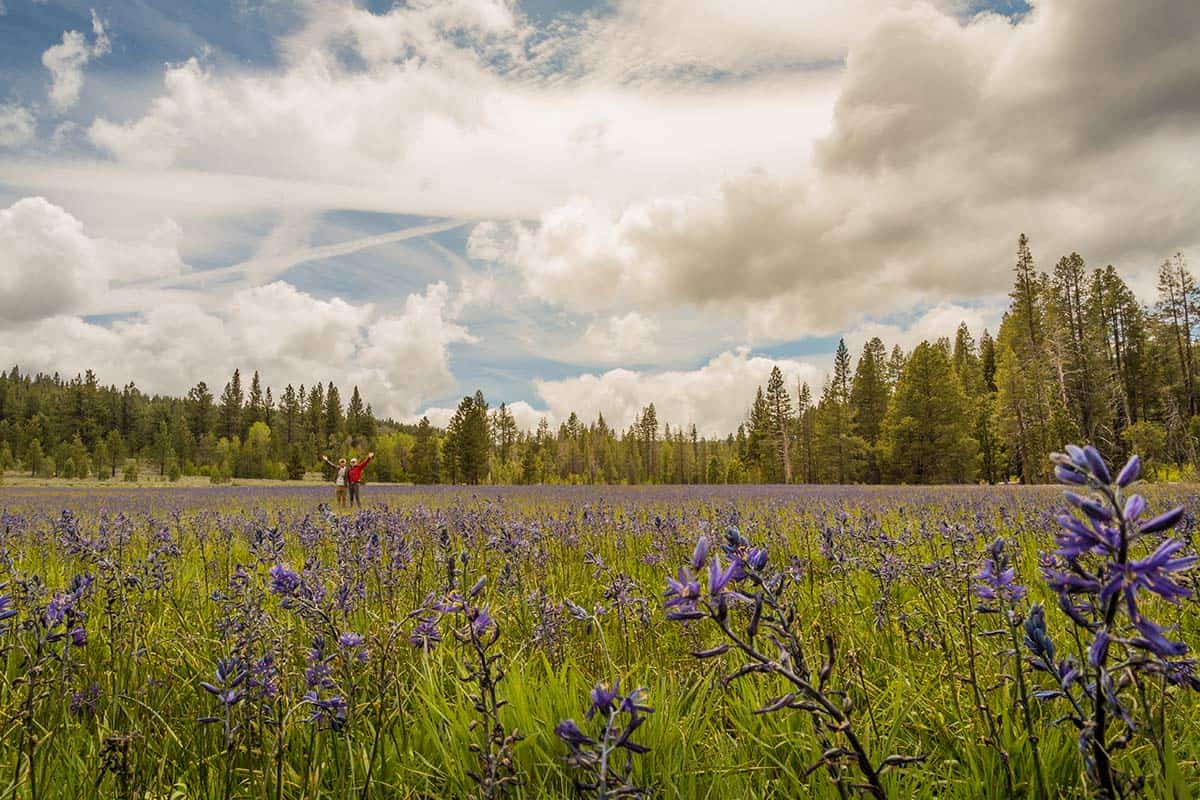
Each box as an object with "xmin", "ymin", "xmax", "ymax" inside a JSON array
[
  {"xmin": 1122, "ymin": 421, "xmax": 1168, "ymax": 479},
  {"xmin": 122, "ymin": 459, "xmax": 138, "ymax": 482},
  {"xmin": 879, "ymin": 342, "xmax": 977, "ymax": 483},
  {"xmin": 93, "ymin": 442, "xmax": 111, "ymax": 480},
  {"xmin": 38, "ymin": 456, "xmax": 55, "ymax": 478},
  {"xmin": 443, "ymin": 393, "xmax": 490, "ymax": 484},
  {"xmin": 286, "ymin": 445, "xmax": 306, "ymax": 480}
]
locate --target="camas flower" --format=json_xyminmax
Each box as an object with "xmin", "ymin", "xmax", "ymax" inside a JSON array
[
  {"xmin": 303, "ymin": 691, "xmax": 347, "ymax": 731},
  {"xmin": 1100, "ymin": 538, "xmax": 1196, "ymax": 612},
  {"xmin": 200, "ymin": 657, "xmax": 247, "ymax": 711},
  {"xmin": 409, "ymin": 617, "xmax": 442, "ymax": 650},
  {"xmin": 1038, "ymin": 444, "xmax": 1200, "ymax": 795},
  {"xmin": 975, "ymin": 538, "xmax": 1026, "ymax": 605},
  {"xmin": 588, "ymin": 680, "xmax": 620, "ymax": 718},
  {"xmin": 470, "ymin": 607, "xmax": 495, "ymax": 636},
  {"xmin": 268, "ymin": 564, "xmax": 301, "ymax": 596},
  {"xmin": 663, "ymin": 566, "xmax": 701, "ymax": 620},
  {"xmin": 555, "ymin": 719, "xmax": 596, "ymax": 747},
  {"xmin": 708, "ymin": 554, "xmax": 738, "ymax": 597},
  {"xmin": 337, "ymin": 631, "xmax": 365, "ymax": 649}
]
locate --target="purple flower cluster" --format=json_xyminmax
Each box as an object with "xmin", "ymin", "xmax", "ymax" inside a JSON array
[
  {"xmin": 555, "ymin": 679, "xmax": 654, "ymax": 797},
  {"xmin": 974, "ymin": 538, "xmax": 1026, "ymax": 607},
  {"xmin": 1031, "ymin": 444, "xmax": 1199, "ymax": 796},
  {"xmin": 663, "ymin": 526, "xmax": 923, "ymax": 797}
]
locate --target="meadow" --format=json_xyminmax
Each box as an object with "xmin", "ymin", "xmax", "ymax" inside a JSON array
[{"xmin": 0, "ymin": 454, "xmax": 1197, "ymax": 798}]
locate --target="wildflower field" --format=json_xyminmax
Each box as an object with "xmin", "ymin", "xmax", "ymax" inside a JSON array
[{"xmin": 0, "ymin": 450, "xmax": 1197, "ymax": 798}]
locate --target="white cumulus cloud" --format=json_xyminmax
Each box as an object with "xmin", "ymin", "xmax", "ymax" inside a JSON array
[
  {"xmin": 42, "ymin": 9, "xmax": 111, "ymax": 111},
  {"xmin": 526, "ymin": 348, "xmax": 824, "ymax": 437},
  {"xmin": 472, "ymin": 0, "xmax": 1200, "ymax": 339},
  {"xmin": 0, "ymin": 280, "xmax": 473, "ymax": 420},
  {"xmin": 0, "ymin": 196, "xmax": 183, "ymax": 324}
]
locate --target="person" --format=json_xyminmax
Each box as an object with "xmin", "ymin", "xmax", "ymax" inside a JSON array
[
  {"xmin": 346, "ymin": 452, "xmax": 374, "ymax": 508},
  {"xmin": 320, "ymin": 455, "xmax": 349, "ymax": 509}
]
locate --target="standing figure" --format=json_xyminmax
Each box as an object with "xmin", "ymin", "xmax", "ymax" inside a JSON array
[
  {"xmin": 346, "ymin": 452, "xmax": 375, "ymax": 508},
  {"xmin": 320, "ymin": 455, "xmax": 349, "ymax": 509}
]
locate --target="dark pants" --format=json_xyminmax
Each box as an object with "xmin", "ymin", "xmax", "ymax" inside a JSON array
[{"xmin": 349, "ymin": 482, "xmax": 361, "ymax": 507}]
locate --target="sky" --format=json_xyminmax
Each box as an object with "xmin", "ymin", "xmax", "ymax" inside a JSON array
[{"xmin": 0, "ymin": 0, "xmax": 1197, "ymax": 436}]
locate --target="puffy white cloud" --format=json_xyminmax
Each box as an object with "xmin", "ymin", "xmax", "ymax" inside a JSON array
[
  {"xmin": 353, "ymin": 282, "xmax": 476, "ymax": 408},
  {"xmin": 527, "ymin": 348, "xmax": 823, "ymax": 437},
  {"xmin": 42, "ymin": 9, "xmax": 110, "ymax": 111},
  {"xmin": 0, "ymin": 104, "xmax": 35, "ymax": 148},
  {"xmin": 0, "ymin": 280, "xmax": 473, "ymax": 420},
  {"xmin": 78, "ymin": 0, "xmax": 833, "ymax": 220},
  {"xmin": 841, "ymin": 302, "xmax": 1005, "ymax": 360},
  {"xmin": 0, "ymin": 197, "xmax": 183, "ymax": 324},
  {"xmin": 0, "ymin": 193, "xmax": 472, "ymax": 419},
  {"xmin": 416, "ymin": 397, "xmax": 550, "ymax": 433},
  {"xmin": 474, "ymin": 0, "xmax": 1200, "ymax": 339}
]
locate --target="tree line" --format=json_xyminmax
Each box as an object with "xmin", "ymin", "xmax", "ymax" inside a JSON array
[{"xmin": 0, "ymin": 237, "xmax": 1194, "ymax": 484}]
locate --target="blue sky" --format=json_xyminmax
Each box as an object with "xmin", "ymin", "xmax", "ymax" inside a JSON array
[{"xmin": 0, "ymin": 0, "xmax": 1195, "ymax": 433}]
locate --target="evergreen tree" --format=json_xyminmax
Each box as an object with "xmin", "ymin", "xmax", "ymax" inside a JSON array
[
  {"xmin": 638, "ymin": 404, "xmax": 659, "ymax": 480},
  {"xmin": 306, "ymin": 384, "xmax": 325, "ymax": 448},
  {"xmin": 1155, "ymin": 253, "xmax": 1199, "ymax": 416},
  {"xmin": 795, "ymin": 381, "xmax": 816, "ymax": 483},
  {"xmin": 493, "ymin": 403, "xmax": 518, "ymax": 464},
  {"xmin": 219, "ymin": 369, "xmax": 243, "ymax": 441},
  {"xmin": 411, "ymin": 416, "xmax": 440, "ymax": 483},
  {"xmin": 444, "ymin": 393, "xmax": 490, "ymax": 484},
  {"xmin": 347, "ymin": 386, "xmax": 366, "ymax": 437},
  {"xmin": 886, "ymin": 345, "xmax": 907, "ymax": 389},
  {"xmin": 993, "ymin": 234, "xmax": 1072, "ymax": 483},
  {"xmin": 187, "ymin": 381, "xmax": 214, "ymax": 440},
  {"xmin": 879, "ymin": 342, "xmax": 977, "ymax": 483},
  {"xmin": 850, "ymin": 338, "xmax": 890, "ymax": 457},
  {"xmin": 246, "ymin": 370, "xmax": 265, "ymax": 431},
  {"xmin": 764, "ymin": 367, "xmax": 793, "ymax": 483},
  {"xmin": 951, "ymin": 323, "xmax": 983, "ymax": 396},
  {"xmin": 281, "ymin": 384, "xmax": 300, "ymax": 445},
  {"xmin": 979, "ymin": 330, "xmax": 997, "ymax": 392},
  {"xmin": 815, "ymin": 339, "xmax": 862, "ymax": 482},
  {"xmin": 104, "ymin": 429, "xmax": 125, "ymax": 478},
  {"xmin": 324, "ymin": 383, "xmax": 344, "ymax": 443}
]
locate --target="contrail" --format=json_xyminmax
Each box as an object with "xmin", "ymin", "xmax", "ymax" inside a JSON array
[{"xmin": 165, "ymin": 218, "xmax": 470, "ymax": 290}]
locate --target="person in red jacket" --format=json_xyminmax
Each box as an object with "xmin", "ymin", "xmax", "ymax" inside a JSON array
[{"xmin": 346, "ymin": 452, "xmax": 374, "ymax": 508}]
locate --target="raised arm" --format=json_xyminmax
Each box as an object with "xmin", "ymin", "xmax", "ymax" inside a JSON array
[{"xmin": 320, "ymin": 455, "xmax": 335, "ymax": 467}]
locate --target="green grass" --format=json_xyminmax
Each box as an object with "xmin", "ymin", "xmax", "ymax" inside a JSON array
[{"xmin": 0, "ymin": 483, "xmax": 1195, "ymax": 798}]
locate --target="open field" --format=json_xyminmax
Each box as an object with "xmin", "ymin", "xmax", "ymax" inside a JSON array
[{"xmin": 0, "ymin": 480, "xmax": 1197, "ymax": 798}]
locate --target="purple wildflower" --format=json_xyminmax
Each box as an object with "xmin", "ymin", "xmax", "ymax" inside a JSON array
[{"xmin": 268, "ymin": 564, "xmax": 302, "ymax": 596}]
